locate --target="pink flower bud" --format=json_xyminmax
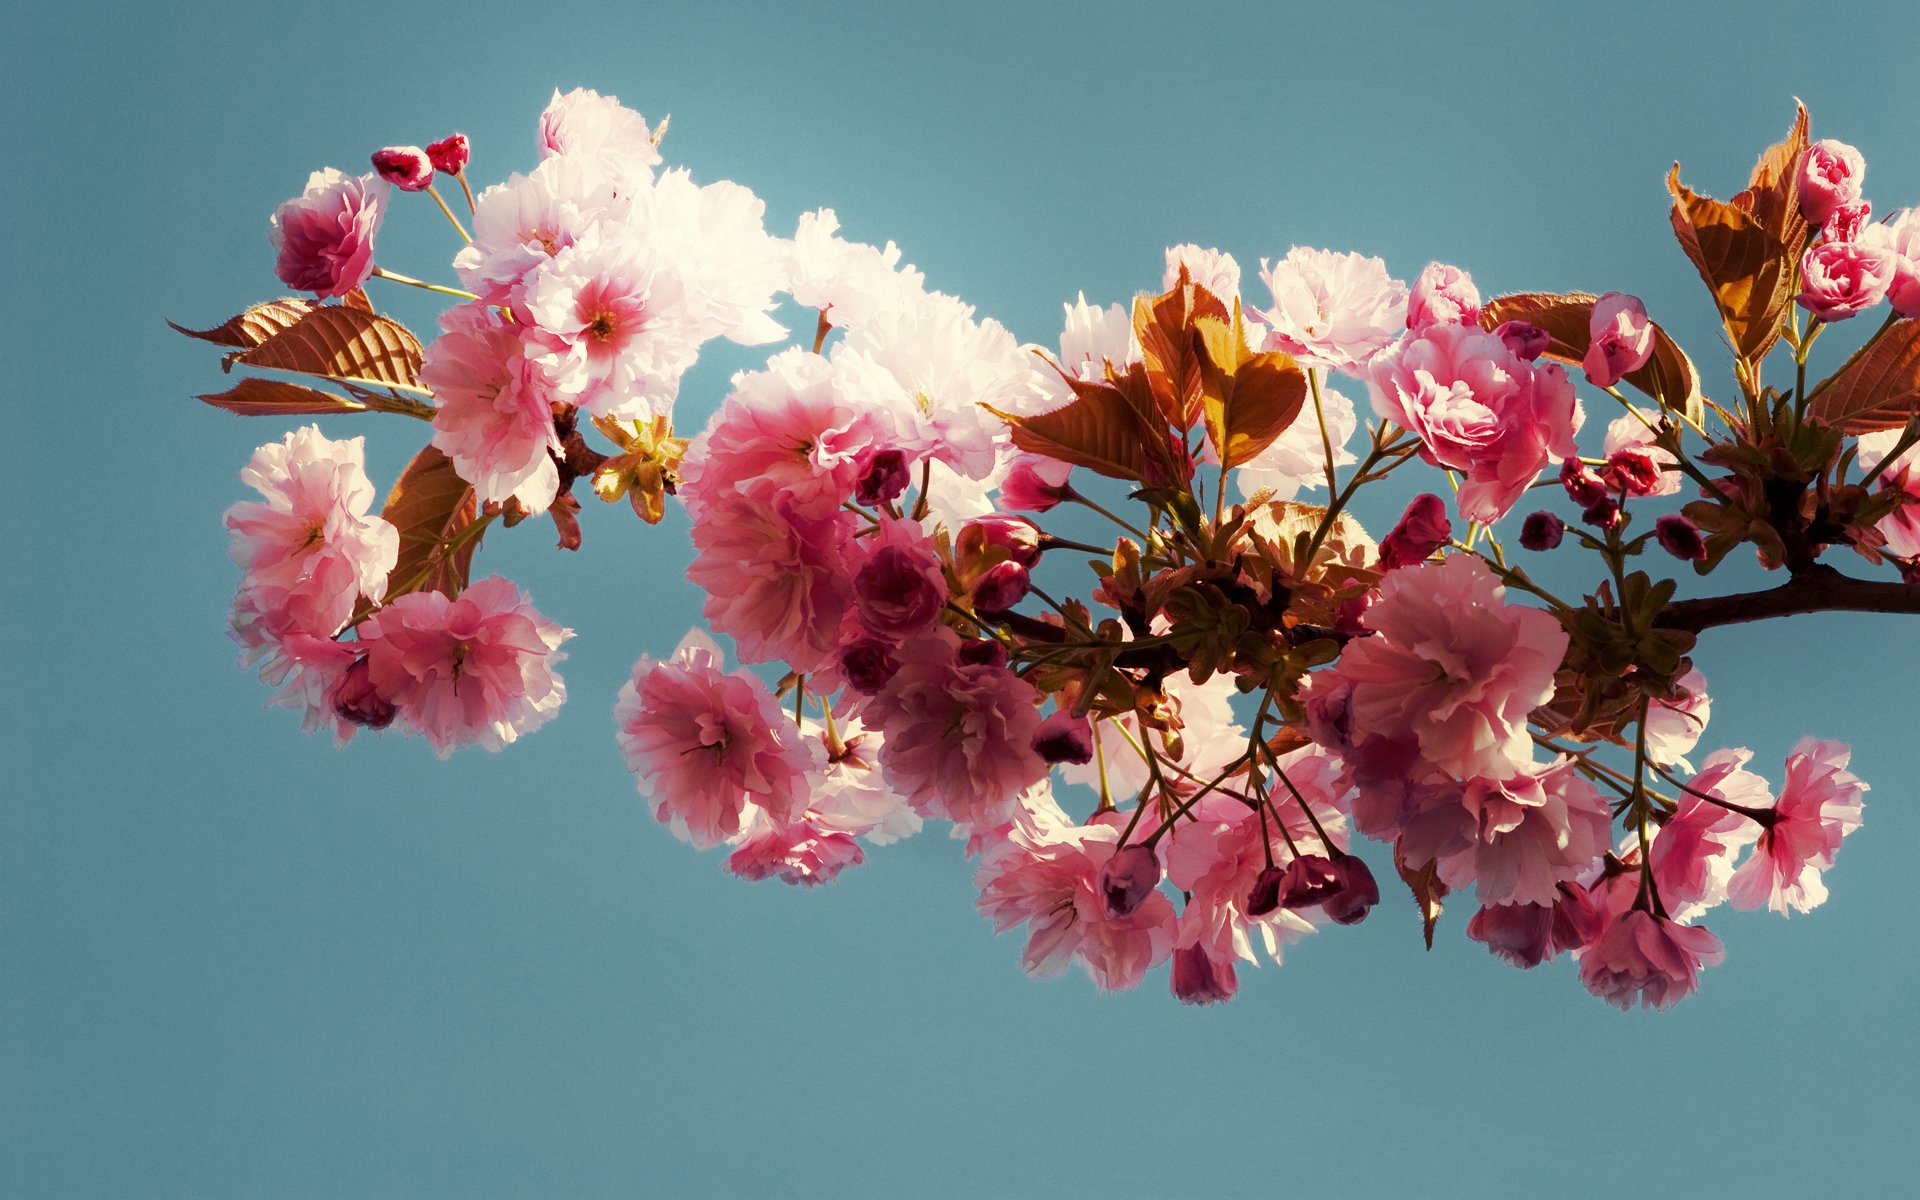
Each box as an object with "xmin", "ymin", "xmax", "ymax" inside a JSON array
[
  {"xmin": 853, "ymin": 448, "xmax": 911, "ymax": 506},
  {"xmin": 1604, "ymin": 447, "xmax": 1664, "ymax": 496},
  {"xmin": 1170, "ymin": 943, "xmax": 1238, "ymax": 1005},
  {"xmin": 956, "ymin": 639, "xmax": 1008, "ymax": 669},
  {"xmin": 962, "ymin": 514, "xmax": 1043, "ymax": 568},
  {"xmin": 1378, "ymin": 493, "xmax": 1452, "ymax": 570},
  {"xmin": 425, "ymin": 132, "xmax": 470, "ymax": 175},
  {"xmin": 1799, "ymin": 139, "xmax": 1865, "ymax": 225},
  {"xmin": 971, "ymin": 560, "xmax": 1030, "ymax": 613},
  {"xmin": 1493, "ymin": 319, "xmax": 1551, "ymax": 361},
  {"xmin": 854, "ymin": 545, "xmax": 945, "ymax": 636},
  {"xmin": 840, "ymin": 638, "xmax": 900, "ymax": 693},
  {"xmin": 1519, "ymin": 511, "xmax": 1565, "ymax": 551},
  {"xmin": 1276, "ymin": 854, "xmax": 1344, "ymax": 910},
  {"xmin": 332, "ymin": 655, "xmax": 397, "ymax": 730},
  {"xmin": 1247, "ymin": 865, "xmax": 1287, "ymax": 917},
  {"xmin": 1560, "ymin": 458, "xmax": 1609, "ymax": 508},
  {"xmin": 1583, "ymin": 292, "xmax": 1654, "ymax": 388},
  {"xmin": 1798, "ymin": 241, "xmax": 1894, "ymax": 322},
  {"xmin": 999, "ymin": 454, "xmax": 1074, "ymax": 512},
  {"xmin": 1655, "ymin": 514, "xmax": 1707, "ymax": 561},
  {"xmin": 1031, "ymin": 710, "xmax": 1094, "ymax": 764},
  {"xmin": 370, "ymin": 146, "xmax": 435, "ymax": 192},
  {"xmin": 1582, "ymin": 496, "xmax": 1623, "ymax": 531},
  {"xmin": 1321, "ymin": 855, "xmax": 1380, "ymax": 926},
  {"xmin": 1098, "ymin": 845, "xmax": 1162, "ymax": 917},
  {"xmin": 1823, "ymin": 200, "xmax": 1871, "ymax": 244},
  {"xmin": 1406, "ymin": 262, "xmax": 1481, "ymax": 331}
]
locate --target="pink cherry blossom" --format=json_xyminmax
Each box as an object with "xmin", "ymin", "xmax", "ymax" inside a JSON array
[
  {"xmin": 538, "ymin": 87, "xmax": 662, "ymax": 180},
  {"xmin": 787, "ymin": 208, "xmax": 926, "ymax": 333},
  {"xmin": 360, "ymin": 576, "xmax": 571, "ymax": 757},
  {"xmin": 1256, "ymin": 247, "xmax": 1409, "ymax": 375},
  {"xmin": 454, "ymin": 156, "xmax": 626, "ymax": 306},
  {"xmin": 633, "ymin": 170, "xmax": 789, "ymax": 347},
  {"xmin": 1031, "ymin": 710, "xmax": 1094, "ymax": 765},
  {"xmin": 1855, "ymin": 428, "xmax": 1920, "ymax": 557},
  {"xmin": 370, "ymin": 146, "xmax": 434, "ymax": 192},
  {"xmin": 425, "ymin": 133, "xmax": 469, "ymax": 176},
  {"xmin": 614, "ymin": 629, "xmax": 818, "ymax": 848},
  {"xmin": 1398, "ymin": 757, "xmax": 1612, "ymax": 907},
  {"xmin": 727, "ymin": 821, "xmax": 866, "ymax": 887},
  {"xmin": 1578, "ymin": 910, "xmax": 1725, "ymax": 1010},
  {"xmin": 422, "ymin": 306, "xmax": 564, "ymax": 512},
  {"xmin": 851, "ymin": 516, "xmax": 946, "ymax": 638},
  {"xmin": 1582, "ymin": 292, "xmax": 1655, "ymax": 388},
  {"xmin": 1860, "ymin": 206, "xmax": 1920, "ymax": 317},
  {"xmin": 1377, "ymin": 493, "xmax": 1452, "ymax": 570},
  {"xmin": 1797, "ymin": 241, "xmax": 1894, "ymax": 322},
  {"xmin": 1519, "ymin": 512, "xmax": 1564, "ymax": 551},
  {"xmin": 1644, "ymin": 666, "xmax": 1712, "ymax": 768},
  {"xmin": 1602, "ymin": 408, "xmax": 1681, "ymax": 497},
  {"xmin": 1163, "ymin": 244, "xmax": 1242, "ymax": 301},
  {"xmin": 1233, "ymin": 380, "xmax": 1358, "ymax": 501},
  {"xmin": 1329, "ymin": 555, "xmax": 1566, "ymax": 784},
  {"xmin": 1405, "ymin": 262, "xmax": 1480, "ymax": 331},
  {"xmin": 1727, "ymin": 738, "xmax": 1866, "ymax": 915},
  {"xmin": 225, "ymin": 425, "xmax": 398, "ymax": 638},
  {"xmin": 686, "ymin": 488, "xmax": 858, "ymax": 675},
  {"xmin": 269, "ymin": 168, "xmax": 389, "ymax": 299},
  {"xmin": 1798, "ymin": 139, "xmax": 1865, "ymax": 225},
  {"xmin": 1169, "ymin": 942, "xmax": 1238, "ymax": 1005},
  {"xmin": 999, "ymin": 453, "xmax": 1075, "ymax": 512},
  {"xmin": 228, "ymin": 592, "xmax": 363, "ymax": 742},
  {"xmin": 1648, "ymin": 748, "xmax": 1766, "ymax": 920},
  {"xmin": 1467, "ymin": 881, "xmax": 1606, "ymax": 969},
  {"xmin": 1367, "ymin": 321, "xmax": 1582, "ymax": 522}
]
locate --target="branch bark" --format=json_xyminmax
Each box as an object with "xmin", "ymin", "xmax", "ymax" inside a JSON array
[{"xmin": 1655, "ymin": 563, "xmax": 1920, "ymax": 633}]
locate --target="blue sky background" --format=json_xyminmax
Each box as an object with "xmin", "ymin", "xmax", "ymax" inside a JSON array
[{"xmin": 5, "ymin": 1, "xmax": 1919, "ymax": 1196}]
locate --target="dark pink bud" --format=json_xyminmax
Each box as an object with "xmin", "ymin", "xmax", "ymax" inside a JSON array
[
  {"xmin": 1655, "ymin": 513, "xmax": 1707, "ymax": 561},
  {"xmin": 1321, "ymin": 855, "xmax": 1380, "ymax": 925},
  {"xmin": 1098, "ymin": 845, "xmax": 1161, "ymax": 917},
  {"xmin": 332, "ymin": 656, "xmax": 396, "ymax": 729},
  {"xmin": 999, "ymin": 454, "xmax": 1074, "ymax": 512},
  {"xmin": 1519, "ymin": 511, "xmax": 1565, "ymax": 551},
  {"xmin": 1824, "ymin": 199, "xmax": 1871, "ymax": 244},
  {"xmin": 839, "ymin": 638, "xmax": 900, "ymax": 693},
  {"xmin": 1276, "ymin": 854, "xmax": 1344, "ymax": 910},
  {"xmin": 1493, "ymin": 319, "xmax": 1551, "ymax": 361},
  {"xmin": 1378, "ymin": 493, "xmax": 1452, "ymax": 570},
  {"xmin": 1560, "ymin": 458, "xmax": 1610, "ymax": 507},
  {"xmin": 1170, "ymin": 943, "xmax": 1238, "ymax": 1005},
  {"xmin": 1031, "ymin": 709, "xmax": 1093, "ymax": 764},
  {"xmin": 1604, "ymin": 448, "xmax": 1664, "ymax": 496},
  {"xmin": 425, "ymin": 132, "xmax": 470, "ymax": 175},
  {"xmin": 971, "ymin": 560, "xmax": 1030, "ymax": 614},
  {"xmin": 1247, "ymin": 865, "xmax": 1287, "ymax": 917},
  {"xmin": 962, "ymin": 514, "xmax": 1043, "ymax": 567},
  {"xmin": 956, "ymin": 639, "xmax": 1007, "ymax": 669},
  {"xmin": 370, "ymin": 146, "xmax": 435, "ymax": 192},
  {"xmin": 854, "ymin": 546, "xmax": 945, "ymax": 636},
  {"xmin": 1582, "ymin": 496, "xmax": 1623, "ymax": 531},
  {"xmin": 853, "ymin": 448, "xmax": 911, "ymax": 507}
]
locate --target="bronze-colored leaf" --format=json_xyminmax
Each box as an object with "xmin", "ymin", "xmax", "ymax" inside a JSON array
[
  {"xmin": 169, "ymin": 298, "xmax": 315, "ymax": 349},
  {"xmin": 988, "ymin": 389, "xmax": 1147, "ymax": 482},
  {"xmin": 1135, "ymin": 266, "xmax": 1229, "ymax": 429},
  {"xmin": 197, "ymin": 377, "xmax": 368, "ymax": 417},
  {"xmin": 340, "ymin": 287, "xmax": 375, "ymax": 313},
  {"xmin": 1667, "ymin": 163, "xmax": 1795, "ymax": 366},
  {"xmin": 1730, "ymin": 102, "xmax": 1810, "ymax": 256},
  {"xmin": 1208, "ymin": 351, "xmax": 1307, "ymax": 468},
  {"xmin": 1478, "ymin": 292, "xmax": 1704, "ymax": 427},
  {"xmin": 1396, "ymin": 853, "xmax": 1449, "ymax": 950},
  {"xmin": 375, "ymin": 445, "xmax": 480, "ymax": 606},
  {"xmin": 1806, "ymin": 320, "xmax": 1920, "ymax": 434},
  {"xmin": 235, "ymin": 305, "xmax": 426, "ymax": 391}
]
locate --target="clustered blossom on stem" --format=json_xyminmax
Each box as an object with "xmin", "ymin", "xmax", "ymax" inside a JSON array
[{"xmin": 186, "ymin": 93, "xmax": 1906, "ymax": 1013}]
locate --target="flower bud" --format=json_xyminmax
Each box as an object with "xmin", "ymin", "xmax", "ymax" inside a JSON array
[
  {"xmin": 1406, "ymin": 262, "xmax": 1480, "ymax": 331},
  {"xmin": 1031, "ymin": 709, "xmax": 1094, "ymax": 764},
  {"xmin": 1378, "ymin": 493, "xmax": 1452, "ymax": 570},
  {"xmin": 1799, "ymin": 139, "xmax": 1865, "ymax": 225},
  {"xmin": 956, "ymin": 639, "xmax": 1008, "ymax": 669},
  {"xmin": 1582, "ymin": 496, "xmax": 1623, "ymax": 531},
  {"xmin": 1798, "ymin": 242, "xmax": 1894, "ymax": 322},
  {"xmin": 1170, "ymin": 943, "xmax": 1237, "ymax": 1005},
  {"xmin": 1321, "ymin": 855, "xmax": 1380, "ymax": 925},
  {"xmin": 1519, "ymin": 511, "xmax": 1565, "ymax": 551},
  {"xmin": 1098, "ymin": 845, "xmax": 1162, "ymax": 917},
  {"xmin": 1583, "ymin": 292, "xmax": 1654, "ymax": 388},
  {"xmin": 1276, "ymin": 854, "xmax": 1344, "ymax": 909},
  {"xmin": 1655, "ymin": 513, "xmax": 1707, "ymax": 561},
  {"xmin": 960, "ymin": 514, "xmax": 1043, "ymax": 568},
  {"xmin": 971, "ymin": 560, "xmax": 1030, "ymax": 614},
  {"xmin": 370, "ymin": 146, "xmax": 435, "ymax": 192},
  {"xmin": 1493, "ymin": 319, "xmax": 1550, "ymax": 361},
  {"xmin": 1604, "ymin": 447, "xmax": 1664, "ymax": 496},
  {"xmin": 853, "ymin": 448, "xmax": 911, "ymax": 507},
  {"xmin": 999, "ymin": 454, "xmax": 1074, "ymax": 512},
  {"xmin": 1560, "ymin": 458, "xmax": 1609, "ymax": 507},
  {"xmin": 839, "ymin": 638, "xmax": 900, "ymax": 693},
  {"xmin": 425, "ymin": 132, "xmax": 470, "ymax": 175},
  {"xmin": 1247, "ymin": 865, "xmax": 1287, "ymax": 917},
  {"xmin": 332, "ymin": 656, "xmax": 396, "ymax": 730}
]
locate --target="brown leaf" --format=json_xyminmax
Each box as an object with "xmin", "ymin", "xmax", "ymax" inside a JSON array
[
  {"xmin": 991, "ymin": 362, "xmax": 1170, "ymax": 483},
  {"xmin": 1210, "ymin": 350, "xmax": 1307, "ymax": 468},
  {"xmin": 1667, "ymin": 163, "xmax": 1795, "ymax": 366},
  {"xmin": 235, "ymin": 305, "xmax": 426, "ymax": 391},
  {"xmin": 340, "ymin": 287, "xmax": 375, "ymax": 313},
  {"xmin": 197, "ymin": 377, "xmax": 368, "ymax": 417},
  {"xmin": 374, "ymin": 445, "xmax": 480, "ymax": 607},
  {"xmin": 1478, "ymin": 292, "xmax": 1704, "ymax": 427},
  {"xmin": 1806, "ymin": 320, "xmax": 1920, "ymax": 434},
  {"xmin": 1730, "ymin": 101, "xmax": 1811, "ymax": 256},
  {"xmin": 1395, "ymin": 853, "xmax": 1449, "ymax": 950},
  {"xmin": 169, "ymin": 298, "xmax": 315, "ymax": 349},
  {"xmin": 1135, "ymin": 266, "xmax": 1230, "ymax": 429}
]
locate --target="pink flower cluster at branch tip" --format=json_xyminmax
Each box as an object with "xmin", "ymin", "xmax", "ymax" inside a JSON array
[{"xmin": 269, "ymin": 168, "xmax": 388, "ymax": 298}]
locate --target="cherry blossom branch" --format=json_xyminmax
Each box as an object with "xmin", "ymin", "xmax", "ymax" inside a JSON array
[{"xmin": 1653, "ymin": 563, "xmax": 1920, "ymax": 633}]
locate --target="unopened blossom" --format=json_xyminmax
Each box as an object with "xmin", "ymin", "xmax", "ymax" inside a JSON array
[
  {"xmin": 330, "ymin": 655, "xmax": 395, "ymax": 732},
  {"xmin": 687, "ymin": 489, "xmax": 857, "ymax": 674},
  {"xmin": 1467, "ymin": 881, "xmax": 1606, "ymax": 969},
  {"xmin": 1031, "ymin": 710, "xmax": 1094, "ymax": 766},
  {"xmin": 999, "ymin": 453, "xmax": 1075, "ymax": 512},
  {"xmin": 852, "ymin": 448, "xmax": 911, "ymax": 506},
  {"xmin": 1799, "ymin": 139, "xmax": 1865, "ymax": 225},
  {"xmin": 1582, "ymin": 292, "xmax": 1655, "ymax": 388},
  {"xmin": 1493, "ymin": 319, "xmax": 1550, "ymax": 361},
  {"xmin": 1398, "ymin": 758, "xmax": 1613, "ymax": 907},
  {"xmin": 269, "ymin": 168, "xmax": 389, "ymax": 299},
  {"xmin": 869, "ymin": 629, "xmax": 1047, "ymax": 827},
  {"xmin": 1368, "ymin": 321, "xmax": 1582, "ymax": 521},
  {"xmin": 1798, "ymin": 241, "xmax": 1894, "ymax": 322},
  {"xmin": 1519, "ymin": 511, "xmax": 1564, "ymax": 551},
  {"xmin": 360, "ymin": 576, "xmax": 570, "ymax": 757},
  {"xmin": 1321, "ymin": 856, "xmax": 1380, "ymax": 925},
  {"xmin": 1163, "ymin": 244, "xmax": 1242, "ymax": 301},
  {"xmin": 1406, "ymin": 262, "xmax": 1480, "ymax": 330},
  {"xmin": 425, "ymin": 133, "xmax": 469, "ymax": 175},
  {"xmin": 370, "ymin": 146, "xmax": 434, "ymax": 192},
  {"xmin": 1727, "ymin": 738, "xmax": 1866, "ymax": 915},
  {"xmin": 851, "ymin": 517, "xmax": 946, "ymax": 638},
  {"xmin": 787, "ymin": 208, "xmax": 926, "ymax": 333},
  {"xmin": 537, "ymin": 86, "xmax": 662, "ymax": 180},
  {"xmin": 1655, "ymin": 514, "xmax": 1708, "ymax": 562},
  {"xmin": 1644, "ymin": 667, "xmax": 1712, "ymax": 768},
  {"xmin": 971, "ymin": 560, "xmax": 1030, "ymax": 613},
  {"xmin": 1559, "ymin": 457, "xmax": 1610, "ymax": 507},
  {"xmin": 614, "ymin": 629, "xmax": 817, "ymax": 847},
  {"xmin": 225, "ymin": 425, "xmax": 398, "ymax": 638},
  {"xmin": 422, "ymin": 307, "xmax": 564, "ymax": 511},
  {"xmin": 1377, "ymin": 493, "xmax": 1452, "ymax": 570},
  {"xmin": 1328, "ymin": 555, "xmax": 1567, "ymax": 785},
  {"xmin": 1855, "ymin": 428, "xmax": 1920, "ymax": 556},
  {"xmin": 1860, "ymin": 206, "xmax": 1920, "ymax": 317},
  {"xmin": 1234, "ymin": 380, "xmax": 1359, "ymax": 501},
  {"xmin": 1098, "ymin": 845, "xmax": 1162, "ymax": 917},
  {"xmin": 1578, "ymin": 910, "xmax": 1725, "ymax": 1010},
  {"xmin": 1163, "ymin": 784, "xmax": 1326, "ymax": 966},
  {"xmin": 1647, "ymin": 747, "xmax": 1766, "ymax": 920},
  {"xmin": 454, "ymin": 155, "xmax": 627, "ymax": 306},
  {"xmin": 1256, "ymin": 247, "xmax": 1409, "ymax": 375},
  {"xmin": 1170, "ymin": 942, "xmax": 1238, "ymax": 1005},
  {"xmin": 1602, "ymin": 408, "xmax": 1680, "ymax": 497}
]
